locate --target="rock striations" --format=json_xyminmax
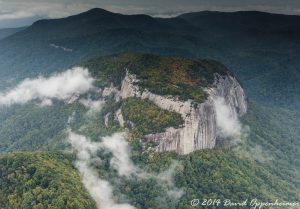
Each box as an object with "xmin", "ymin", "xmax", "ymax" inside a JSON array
[{"xmin": 117, "ymin": 71, "xmax": 247, "ymax": 154}]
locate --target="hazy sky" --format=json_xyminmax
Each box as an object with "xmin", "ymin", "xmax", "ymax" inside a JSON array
[{"xmin": 0, "ymin": 0, "xmax": 299, "ymax": 28}]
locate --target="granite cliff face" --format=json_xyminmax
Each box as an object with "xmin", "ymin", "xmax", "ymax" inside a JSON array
[
  {"xmin": 117, "ymin": 71, "xmax": 247, "ymax": 154},
  {"xmin": 94, "ymin": 54, "xmax": 247, "ymax": 154}
]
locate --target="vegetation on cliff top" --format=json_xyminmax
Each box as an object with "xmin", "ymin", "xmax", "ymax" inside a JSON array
[
  {"xmin": 121, "ymin": 97, "xmax": 183, "ymax": 138},
  {"xmin": 83, "ymin": 53, "xmax": 229, "ymax": 103},
  {"xmin": 0, "ymin": 53, "xmax": 299, "ymax": 208}
]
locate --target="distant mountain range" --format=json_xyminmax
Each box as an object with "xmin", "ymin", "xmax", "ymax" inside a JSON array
[
  {"xmin": 0, "ymin": 8, "xmax": 299, "ymax": 209},
  {"xmin": 0, "ymin": 8, "xmax": 299, "ymax": 109},
  {"xmin": 0, "ymin": 27, "xmax": 26, "ymax": 40}
]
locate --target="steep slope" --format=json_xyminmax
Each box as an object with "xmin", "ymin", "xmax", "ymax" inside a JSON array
[
  {"xmin": 179, "ymin": 11, "xmax": 300, "ymax": 38},
  {"xmin": 0, "ymin": 53, "xmax": 299, "ymax": 208},
  {"xmin": 0, "ymin": 103, "xmax": 86, "ymax": 152},
  {"xmin": 242, "ymin": 101, "xmax": 300, "ymax": 186},
  {"xmin": 0, "ymin": 8, "xmax": 191, "ymax": 89},
  {"xmin": 178, "ymin": 11, "xmax": 300, "ymax": 109},
  {"xmin": 80, "ymin": 53, "xmax": 247, "ymax": 154},
  {"xmin": 119, "ymin": 72, "xmax": 246, "ymax": 154},
  {"xmin": 0, "ymin": 53, "xmax": 238, "ymax": 153},
  {"xmin": 0, "ymin": 9, "xmax": 299, "ymax": 109},
  {"xmin": 0, "ymin": 152, "xmax": 96, "ymax": 209},
  {"xmin": 0, "ymin": 27, "xmax": 26, "ymax": 40},
  {"xmin": 0, "ymin": 9, "xmax": 299, "ymax": 208}
]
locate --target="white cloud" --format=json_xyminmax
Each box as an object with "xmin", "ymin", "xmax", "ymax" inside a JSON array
[
  {"xmin": 213, "ymin": 96, "xmax": 242, "ymax": 138},
  {"xmin": 0, "ymin": 67, "xmax": 94, "ymax": 106},
  {"xmin": 154, "ymin": 161, "xmax": 184, "ymax": 200},
  {"xmin": 212, "ymin": 96, "xmax": 250, "ymax": 149},
  {"xmin": 50, "ymin": 44, "xmax": 73, "ymax": 52},
  {"xmin": 80, "ymin": 98, "xmax": 105, "ymax": 115},
  {"xmin": 101, "ymin": 134, "xmax": 184, "ymax": 199},
  {"xmin": 0, "ymin": 0, "xmax": 96, "ymax": 20},
  {"xmin": 68, "ymin": 131, "xmax": 136, "ymax": 209},
  {"xmin": 101, "ymin": 133, "xmax": 138, "ymax": 177},
  {"xmin": 67, "ymin": 130, "xmax": 184, "ymax": 208}
]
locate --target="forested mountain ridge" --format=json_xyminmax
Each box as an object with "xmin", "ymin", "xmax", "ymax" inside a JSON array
[
  {"xmin": 0, "ymin": 52, "xmax": 299, "ymax": 209},
  {"xmin": 0, "ymin": 27, "xmax": 25, "ymax": 40},
  {"xmin": 0, "ymin": 8, "xmax": 299, "ymax": 209},
  {"xmin": 0, "ymin": 9, "xmax": 299, "ymax": 109},
  {"xmin": 0, "ymin": 152, "xmax": 96, "ymax": 208}
]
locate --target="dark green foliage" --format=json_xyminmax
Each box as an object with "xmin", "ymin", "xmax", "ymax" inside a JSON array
[
  {"xmin": 0, "ymin": 53, "xmax": 298, "ymax": 208},
  {"xmin": 125, "ymin": 53, "xmax": 227, "ymax": 103},
  {"xmin": 121, "ymin": 97, "xmax": 183, "ymax": 137},
  {"xmin": 83, "ymin": 53, "xmax": 227, "ymax": 103},
  {"xmin": 0, "ymin": 52, "xmax": 298, "ymax": 209},
  {"xmin": 1, "ymin": 10, "xmax": 299, "ymax": 109},
  {"xmin": 172, "ymin": 151, "xmax": 300, "ymax": 209},
  {"xmin": 0, "ymin": 9, "xmax": 299, "ymax": 208},
  {"xmin": 103, "ymin": 148, "xmax": 300, "ymax": 209},
  {"xmin": 241, "ymin": 101, "xmax": 300, "ymax": 188},
  {"xmin": 0, "ymin": 103, "xmax": 87, "ymax": 152},
  {"xmin": 81, "ymin": 54, "xmax": 128, "ymax": 88},
  {"xmin": 75, "ymin": 99, "xmax": 123, "ymax": 140},
  {"xmin": 0, "ymin": 152, "xmax": 96, "ymax": 209},
  {"xmin": 188, "ymin": 59, "xmax": 228, "ymax": 83}
]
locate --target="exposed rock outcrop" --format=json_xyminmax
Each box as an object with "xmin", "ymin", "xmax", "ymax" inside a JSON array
[
  {"xmin": 115, "ymin": 109, "xmax": 125, "ymax": 128},
  {"xmin": 102, "ymin": 84, "xmax": 121, "ymax": 102},
  {"xmin": 208, "ymin": 74, "xmax": 247, "ymax": 117},
  {"xmin": 104, "ymin": 113, "xmax": 110, "ymax": 128},
  {"xmin": 119, "ymin": 71, "xmax": 247, "ymax": 155}
]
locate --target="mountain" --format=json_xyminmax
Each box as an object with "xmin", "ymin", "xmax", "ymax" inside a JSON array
[
  {"xmin": 0, "ymin": 53, "xmax": 246, "ymax": 154},
  {"xmin": 0, "ymin": 9, "xmax": 299, "ymax": 109},
  {"xmin": 0, "ymin": 27, "xmax": 26, "ymax": 40},
  {"xmin": 0, "ymin": 8, "xmax": 299, "ymax": 209},
  {"xmin": 0, "ymin": 8, "xmax": 194, "ymax": 89},
  {"xmin": 0, "ymin": 53, "xmax": 299, "ymax": 209},
  {"xmin": 0, "ymin": 152, "xmax": 96, "ymax": 208},
  {"xmin": 178, "ymin": 11, "xmax": 300, "ymax": 110},
  {"xmin": 179, "ymin": 11, "xmax": 300, "ymax": 36},
  {"xmin": 82, "ymin": 53, "xmax": 247, "ymax": 154}
]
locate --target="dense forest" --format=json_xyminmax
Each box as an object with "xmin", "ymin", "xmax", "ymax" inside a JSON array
[
  {"xmin": 0, "ymin": 53, "xmax": 299, "ymax": 209},
  {"xmin": 0, "ymin": 8, "xmax": 299, "ymax": 209},
  {"xmin": 0, "ymin": 152, "xmax": 96, "ymax": 209}
]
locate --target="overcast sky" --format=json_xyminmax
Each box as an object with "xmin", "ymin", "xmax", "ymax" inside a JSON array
[{"xmin": 0, "ymin": 0, "xmax": 300, "ymax": 28}]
